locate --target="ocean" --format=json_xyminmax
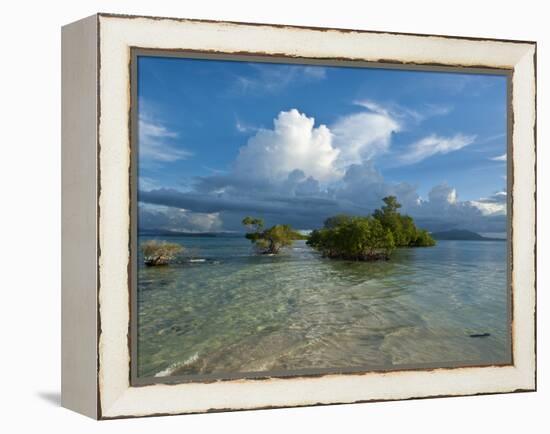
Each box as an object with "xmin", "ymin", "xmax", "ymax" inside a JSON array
[{"xmin": 136, "ymin": 235, "xmax": 510, "ymax": 379}]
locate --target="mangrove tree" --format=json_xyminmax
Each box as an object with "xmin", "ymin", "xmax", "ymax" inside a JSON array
[
  {"xmin": 242, "ymin": 216, "xmax": 305, "ymax": 254},
  {"xmin": 307, "ymin": 196, "xmax": 435, "ymax": 261},
  {"xmin": 141, "ymin": 240, "xmax": 184, "ymax": 266}
]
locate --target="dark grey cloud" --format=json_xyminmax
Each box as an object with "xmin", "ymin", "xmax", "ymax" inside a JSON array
[
  {"xmin": 139, "ymin": 161, "xmax": 507, "ymax": 234},
  {"xmin": 139, "ymin": 188, "xmax": 353, "ymax": 223},
  {"xmin": 139, "ymin": 204, "xmax": 222, "ymax": 233}
]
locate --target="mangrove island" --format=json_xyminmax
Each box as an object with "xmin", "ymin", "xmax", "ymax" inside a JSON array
[{"xmin": 307, "ymin": 196, "xmax": 436, "ymax": 261}]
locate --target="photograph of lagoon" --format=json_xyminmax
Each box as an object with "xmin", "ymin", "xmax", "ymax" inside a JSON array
[{"xmin": 134, "ymin": 54, "xmax": 510, "ymax": 381}]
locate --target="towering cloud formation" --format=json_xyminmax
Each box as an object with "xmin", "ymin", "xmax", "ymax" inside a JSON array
[
  {"xmin": 138, "ymin": 106, "xmax": 506, "ymax": 234},
  {"xmin": 233, "ymin": 109, "xmax": 340, "ymax": 182},
  {"xmin": 233, "ymin": 107, "xmax": 402, "ymax": 182}
]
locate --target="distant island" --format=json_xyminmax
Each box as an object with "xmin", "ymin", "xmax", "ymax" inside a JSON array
[{"xmin": 431, "ymin": 229, "xmax": 506, "ymax": 241}]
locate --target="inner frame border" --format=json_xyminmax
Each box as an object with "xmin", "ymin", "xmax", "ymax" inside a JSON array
[{"xmin": 128, "ymin": 47, "xmax": 514, "ymax": 387}]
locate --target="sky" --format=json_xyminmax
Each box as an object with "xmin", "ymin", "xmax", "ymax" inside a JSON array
[{"xmin": 137, "ymin": 55, "xmax": 508, "ymax": 235}]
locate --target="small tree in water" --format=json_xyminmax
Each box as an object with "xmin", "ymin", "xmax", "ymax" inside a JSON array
[
  {"xmin": 242, "ymin": 216, "xmax": 264, "ymax": 232},
  {"xmin": 242, "ymin": 216, "xmax": 300, "ymax": 254},
  {"xmin": 141, "ymin": 240, "xmax": 183, "ymax": 266}
]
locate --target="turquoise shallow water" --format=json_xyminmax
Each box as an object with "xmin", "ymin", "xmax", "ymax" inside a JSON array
[{"xmin": 137, "ymin": 235, "xmax": 510, "ymax": 378}]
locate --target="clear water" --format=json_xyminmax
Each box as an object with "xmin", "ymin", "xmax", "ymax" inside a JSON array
[{"xmin": 137, "ymin": 236, "xmax": 510, "ymax": 379}]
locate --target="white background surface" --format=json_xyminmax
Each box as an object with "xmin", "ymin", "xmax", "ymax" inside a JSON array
[{"xmin": 0, "ymin": 0, "xmax": 546, "ymax": 432}]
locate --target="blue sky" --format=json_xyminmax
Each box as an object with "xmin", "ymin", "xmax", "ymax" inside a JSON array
[{"xmin": 137, "ymin": 55, "xmax": 508, "ymax": 235}]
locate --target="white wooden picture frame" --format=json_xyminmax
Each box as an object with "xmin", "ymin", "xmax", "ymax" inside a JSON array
[{"xmin": 61, "ymin": 13, "xmax": 536, "ymax": 419}]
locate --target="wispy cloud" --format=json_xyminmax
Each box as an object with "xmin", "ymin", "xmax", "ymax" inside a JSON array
[
  {"xmin": 139, "ymin": 116, "xmax": 192, "ymax": 164},
  {"xmin": 139, "ymin": 177, "xmax": 162, "ymax": 191},
  {"xmin": 234, "ymin": 64, "xmax": 327, "ymax": 94},
  {"xmin": 419, "ymin": 74, "xmax": 500, "ymax": 96},
  {"xmin": 202, "ymin": 165, "xmax": 228, "ymax": 175},
  {"xmin": 490, "ymin": 153, "xmax": 507, "ymax": 162},
  {"xmin": 354, "ymin": 99, "xmax": 452, "ymax": 125},
  {"xmin": 399, "ymin": 133, "xmax": 476, "ymax": 165},
  {"xmin": 235, "ymin": 117, "xmax": 259, "ymax": 134},
  {"xmin": 482, "ymin": 133, "xmax": 506, "ymax": 143},
  {"xmin": 421, "ymin": 103, "xmax": 453, "ymax": 118},
  {"xmin": 470, "ymin": 133, "xmax": 506, "ymax": 154},
  {"xmin": 302, "ymin": 66, "xmax": 327, "ymax": 79},
  {"xmin": 354, "ymin": 100, "xmax": 392, "ymax": 117}
]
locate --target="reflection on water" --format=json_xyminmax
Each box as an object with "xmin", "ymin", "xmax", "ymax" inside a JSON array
[{"xmin": 137, "ymin": 236, "xmax": 510, "ymax": 378}]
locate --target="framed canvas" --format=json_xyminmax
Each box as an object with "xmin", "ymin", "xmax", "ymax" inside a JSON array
[{"xmin": 61, "ymin": 13, "xmax": 536, "ymax": 419}]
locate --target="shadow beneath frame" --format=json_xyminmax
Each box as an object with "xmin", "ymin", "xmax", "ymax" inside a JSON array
[{"xmin": 37, "ymin": 391, "xmax": 61, "ymax": 407}]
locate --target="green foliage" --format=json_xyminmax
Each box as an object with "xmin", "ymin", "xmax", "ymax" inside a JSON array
[
  {"xmin": 141, "ymin": 240, "xmax": 183, "ymax": 266},
  {"xmin": 411, "ymin": 229, "xmax": 437, "ymax": 247},
  {"xmin": 242, "ymin": 216, "xmax": 264, "ymax": 232},
  {"xmin": 261, "ymin": 224, "xmax": 295, "ymax": 253},
  {"xmin": 308, "ymin": 196, "xmax": 435, "ymax": 261},
  {"xmin": 372, "ymin": 196, "xmax": 436, "ymax": 248},
  {"xmin": 242, "ymin": 217, "xmax": 299, "ymax": 254},
  {"xmin": 308, "ymin": 216, "xmax": 395, "ymax": 260},
  {"xmin": 323, "ymin": 214, "xmax": 354, "ymax": 229}
]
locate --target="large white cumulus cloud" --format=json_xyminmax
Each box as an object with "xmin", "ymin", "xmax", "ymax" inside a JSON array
[
  {"xmin": 234, "ymin": 109, "xmax": 340, "ymax": 181},
  {"xmin": 232, "ymin": 107, "xmax": 401, "ymax": 182}
]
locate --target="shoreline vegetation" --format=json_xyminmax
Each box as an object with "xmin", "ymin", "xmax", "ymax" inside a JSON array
[
  {"xmin": 243, "ymin": 196, "xmax": 435, "ymax": 262},
  {"xmin": 141, "ymin": 240, "xmax": 184, "ymax": 266},
  {"xmin": 140, "ymin": 196, "xmax": 437, "ymax": 265},
  {"xmin": 307, "ymin": 196, "xmax": 435, "ymax": 261}
]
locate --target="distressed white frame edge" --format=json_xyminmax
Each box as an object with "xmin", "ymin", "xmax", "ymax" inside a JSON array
[
  {"xmin": 61, "ymin": 14, "xmax": 99, "ymax": 419},
  {"xmin": 92, "ymin": 14, "xmax": 535, "ymax": 419}
]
